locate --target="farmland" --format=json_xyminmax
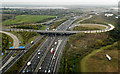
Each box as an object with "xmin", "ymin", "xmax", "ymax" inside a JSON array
[{"xmin": 3, "ymin": 15, "xmax": 55, "ymax": 26}]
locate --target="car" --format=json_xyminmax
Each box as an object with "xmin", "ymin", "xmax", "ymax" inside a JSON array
[
  {"xmin": 38, "ymin": 52, "xmax": 40, "ymax": 55},
  {"xmin": 38, "ymin": 56, "xmax": 40, "ymax": 58},
  {"xmin": 39, "ymin": 67, "xmax": 42, "ymax": 69},
  {"xmin": 23, "ymin": 70, "xmax": 25, "ymax": 73},
  {"xmin": 48, "ymin": 70, "xmax": 50, "ymax": 73},
  {"xmin": 53, "ymin": 29, "xmax": 55, "ymax": 31},
  {"xmin": 21, "ymin": 29, "xmax": 23, "ymax": 31},
  {"xmin": 54, "ymin": 42, "xmax": 57, "ymax": 45},
  {"xmin": 45, "ymin": 70, "xmax": 47, "ymax": 73},
  {"xmin": 27, "ymin": 61, "xmax": 31, "ymax": 66}
]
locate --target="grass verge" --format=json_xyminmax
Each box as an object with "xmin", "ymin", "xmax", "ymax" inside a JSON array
[{"xmin": 73, "ymin": 24, "xmax": 106, "ymax": 31}]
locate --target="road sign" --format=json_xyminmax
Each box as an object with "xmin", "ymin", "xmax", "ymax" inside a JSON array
[
  {"xmin": 9, "ymin": 47, "xmax": 14, "ymax": 49},
  {"xmin": 9, "ymin": 46, "xmax": 25, "ymax": 49},
  {"xmin": 17, "ymin": 46, "xmax": 25, "ymax": 49}
]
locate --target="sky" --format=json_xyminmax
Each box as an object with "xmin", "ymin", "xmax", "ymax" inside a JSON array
[{"xmin": 1, "ymin": 0, "xmax": 120, "ymax": 6}]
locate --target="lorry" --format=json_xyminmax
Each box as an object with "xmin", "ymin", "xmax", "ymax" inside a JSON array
[{"xmin": 50, "ymin": 48, "xmax": 54, "ymax": 54}]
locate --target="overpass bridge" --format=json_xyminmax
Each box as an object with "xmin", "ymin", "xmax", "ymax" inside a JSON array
[
  {"xmin": 1, "ymin": 23, "xmax": 115, "ymax": 35},
  {"xmin": 1, "ymin": 25, "xmax": 114, "ymax": 35}
]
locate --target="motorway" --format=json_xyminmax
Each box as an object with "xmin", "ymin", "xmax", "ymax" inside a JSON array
[
  {"xmin": 1, "ymin": 35, "xmax": 43, "ymax": 73},
  {"xmin": 0, "ymin": 17, "xmax": 70, "ymax": 73},
  {"xmin": 19, "ymin": 15, "xmax": 82, "ymax": 73}
]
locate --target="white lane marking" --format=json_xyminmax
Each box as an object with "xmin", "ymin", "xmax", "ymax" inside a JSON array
[
  {"xmin": 23, "ymin": 37, "xmax": 49, "ymax": 71},
  {"xmin": 0, "ymin": 56, "xmax": 14, "ymax": 71},
  {"xmin": 52, "ymin": 40, "xmax": 62, "ymax": 60},
  {"xmin": 53, "ymin": 37, "xmax": 67, "ymax": 73}
]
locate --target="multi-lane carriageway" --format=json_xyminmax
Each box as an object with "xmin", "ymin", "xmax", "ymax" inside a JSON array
[
  {"xmin": 20, "ymin": 35, "xmax": 68, "ymax": 74},
  {"xmin": 19, "ymin": 15, "xmax": 81, "ymax": 73}
]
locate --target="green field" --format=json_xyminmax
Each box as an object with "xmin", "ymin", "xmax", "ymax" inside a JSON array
[
  {"xmin": 3, "ymin": 15, "xmax": 55, "ymax": 25},
  {"xmin": 81, "ymin": 42, "xmax": 118, "ymax": 72}
]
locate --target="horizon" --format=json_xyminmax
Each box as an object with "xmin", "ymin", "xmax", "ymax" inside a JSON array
[
  {"xmin": 1, "ymin": 0, "xmax": 119, "ymax": 6},
  {"xmin": 1, "ymin": 2, "xmax": 118, "ymax": 7}
]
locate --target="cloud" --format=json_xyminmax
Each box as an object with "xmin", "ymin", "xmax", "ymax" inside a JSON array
[{"xmin": 2, "ymin": 0, "xmax": 119, "ymax": 5}]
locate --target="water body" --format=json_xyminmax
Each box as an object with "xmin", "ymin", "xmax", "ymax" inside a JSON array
[{"xmin": 0, "ymin": 6, "xmax": 68, "ymax": 9}]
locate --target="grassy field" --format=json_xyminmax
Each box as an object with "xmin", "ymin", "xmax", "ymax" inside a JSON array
[
  {"xmin": 5, "ymin": 36, "xmax": 46, "ymax": 73},
  {"xmin": 81, "ymin": 42, "xmax": 118, "ymax": 72},
  {"xmin": 3, "ymin": 15, "xmax": 55, "ymax": 26},
  {"xmin": 73, "ymin": 24, "xmax": 106, "ymax": 31}
]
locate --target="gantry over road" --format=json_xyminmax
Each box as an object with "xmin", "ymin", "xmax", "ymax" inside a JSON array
[{"xmin": 2, "ymin": 23, "xmax": 115, "ymax": 35}]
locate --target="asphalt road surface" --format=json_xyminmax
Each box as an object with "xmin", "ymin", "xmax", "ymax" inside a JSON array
[{"xmin": 20, "ymin": 15, "xmax": 82, "ymax": 73}]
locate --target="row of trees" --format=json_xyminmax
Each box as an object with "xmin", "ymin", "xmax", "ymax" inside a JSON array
[
  {"xmin": 11, "ymin": 24, "xmax": 45, "ymax": 30},
  {"xmin": 2, "ymin": 34, "xmax": 10, "ymax": 53}
]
